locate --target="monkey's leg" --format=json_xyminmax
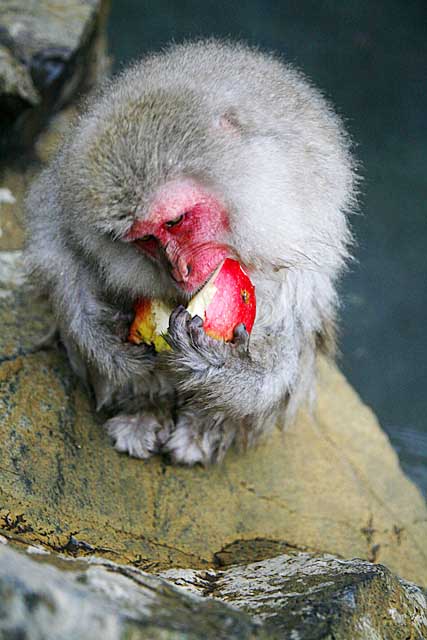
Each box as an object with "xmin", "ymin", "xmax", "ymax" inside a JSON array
[
  {"xmin": 50, "ymin": 255, "xmax": 153, "ymax": 386},
  {"xmin": 60, "ymin": 332, "xmax": 173, "ymax": 461},
  {"xmin": 64, "ymin": 353, "xmax": 176, "ymax": 460},
  {"xmin": 163, "ymin": 399, "xmax": 280, "ymax": 465}
]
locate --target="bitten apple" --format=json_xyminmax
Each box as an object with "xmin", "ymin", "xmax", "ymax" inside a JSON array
[
  {"xmin": 128, "ymin": 259, "xmax": 256, "ymax": 350},
  {"xmin": 187, "ymin": 258, "xmax": 256, "ymax": 342}
]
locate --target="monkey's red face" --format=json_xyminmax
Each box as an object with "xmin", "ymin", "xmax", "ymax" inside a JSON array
[{"xmin": 124, "ymin": 180, "xmax": 230, "ymax": 294}]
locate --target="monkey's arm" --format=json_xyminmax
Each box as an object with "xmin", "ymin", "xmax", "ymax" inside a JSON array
[
  {"xmin": 34, "ymin": 248, "xmax": 153, "ymax": 386},
  {"xmin": 55, "ymin": 259, "xmax": 153, "ymax": 386},
  {"xmin": 165, "ymin": 306, "xmax": 297, "ymax": 420}
]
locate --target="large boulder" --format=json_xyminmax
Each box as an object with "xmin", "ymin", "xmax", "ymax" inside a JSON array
[
  {"xmin": 163, "ymin": 553, "xmax": 427, "ymax": 639},
  {"xmin": 1, "ymin": 256, "xmax": 426, "ymax": 585},
  {"xmin": 0, "ymin": 543, "xmax": 426, "ymax": 640}
]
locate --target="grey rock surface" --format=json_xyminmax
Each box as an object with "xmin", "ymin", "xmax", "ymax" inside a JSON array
[
  {"xmin": 0, "ymin": 544, "xmax": 266, "ymax": 640},
  {"xmin": 0, "ymin": 0, "xmax": 109, "ymax": 148},
  {"xmin": 1, "ymin": 544, "xmax": 426, "ymax": 640},
  {"xmin": 164, "ymin": 555, "xmax": 427, "ymax": 639}
]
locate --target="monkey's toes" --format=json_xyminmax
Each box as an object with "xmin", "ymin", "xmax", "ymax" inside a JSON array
[
  {"xmin": 105, "ymin": 412, "xmax": 173, "ymax": 459},
  {"xmin": 163, "ymin": 425, "xmax": 210, "ymax": 466},
  {"xmin": 163, "ymin": 411, "xmax": 235, "ymax": 466}
]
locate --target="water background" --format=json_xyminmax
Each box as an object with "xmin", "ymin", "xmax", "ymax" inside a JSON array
[{"xmin": 108, "ymin": 0, "xmax": 427, "ymax": 496}]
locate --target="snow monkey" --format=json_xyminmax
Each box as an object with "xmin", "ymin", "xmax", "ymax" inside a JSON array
[{"xmin": 25, "ymin": 40, "xmax": 356, "ymax": 465}]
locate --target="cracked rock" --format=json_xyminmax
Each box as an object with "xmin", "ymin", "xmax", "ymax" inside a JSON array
[
  {"xmin": 0, "ymin": 545, "xmax": 267, "ymax": 640},
  {"xmin": 163, "ymin": 553, "xmax": 427, "ymax": 639},
  {"xmin": 0, "ymin": 544, "xmax": 426, "ymax": 640}
]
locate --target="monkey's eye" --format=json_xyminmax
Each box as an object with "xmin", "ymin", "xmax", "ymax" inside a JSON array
[
  {"xmin": 139, "ymin": 234, "xmax": 155, "ymax": 242},
  {"xmin": 164, "ymin": 213, "xmax": 185, "ymax": 229}
]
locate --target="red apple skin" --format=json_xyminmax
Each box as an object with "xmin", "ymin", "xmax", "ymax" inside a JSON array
[{"xmin": 194, "ymin": 258, "xmax": 256, "ymax": 342}]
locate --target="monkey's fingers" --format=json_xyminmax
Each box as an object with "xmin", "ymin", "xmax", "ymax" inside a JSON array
[
  {"xmin": 168, "ymin": 305, "xmax": 191, "ymax": 330},
  {"xmin": 187, "ymin": 315, "xmax": 227, "ymax": 367},
  {"xmin": 121, "ymin": 340, "xmax": 156, "ymax": 360},
  {"xmin": 166, "ymin": 305, "xmax": 192, "ymax": 350},
  {"xmin": 112, "ymin": 310, "xmax": 135, "ymax": 341},
  {"xmin": 112, "ymin": 341, "xmax": 156, "ymax": 379},
  {"xmin": 166, "ymin": 306, "xmax": 225, "ymax": 368}
]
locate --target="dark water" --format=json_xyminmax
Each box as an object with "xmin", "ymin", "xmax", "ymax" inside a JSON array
[{"xmin": 108, "ymin": 0, "xmax": 427, "ymax": 496}]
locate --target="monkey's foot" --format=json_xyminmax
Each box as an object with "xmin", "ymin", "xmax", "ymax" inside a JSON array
[
  {"xmin": 105, "ymin": 412, "xmax": 173, "ymax": 459},
  {"xmin": 163, "ymin": 411, "xmax": 235, "ymax": 466}
]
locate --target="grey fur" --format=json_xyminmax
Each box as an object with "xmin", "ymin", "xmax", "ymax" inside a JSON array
[{"xmin": 24, "ymin": 40, "xmax": 356, "ymax": 465}]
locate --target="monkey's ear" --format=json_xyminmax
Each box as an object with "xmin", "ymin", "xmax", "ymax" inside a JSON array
[{"xmin": 215, "ymin": 108, "xmax": 243, "ymax": 134}]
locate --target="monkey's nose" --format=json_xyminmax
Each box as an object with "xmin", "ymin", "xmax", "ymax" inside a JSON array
[
  {"xmin": 171, "ymin": 257, "xmax": 191, "ymax": 283},
  {"xmin": 178, "ymin": 256, "xmax": 191, "ymax": 281}
]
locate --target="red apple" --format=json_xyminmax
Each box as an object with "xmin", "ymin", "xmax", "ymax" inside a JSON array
[{"xmin": 187, "ymin": 258, "xmax": 256, "ymax": 342}]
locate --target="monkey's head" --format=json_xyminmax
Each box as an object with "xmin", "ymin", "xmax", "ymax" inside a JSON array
[
  {"xmin": 57, "ymin": 43, "xmax": 355, "ymax": 309},
  {"xmin": 59, "ymin": 90, "xmax": 246, "ymax": 301}
]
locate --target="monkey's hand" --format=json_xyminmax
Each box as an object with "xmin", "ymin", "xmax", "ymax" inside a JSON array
[
  {"xmin": 165, "ymin": 305, "xmax": 272, "ymax": 419},
  {"xmin": 168, "ymin": 305, "xmax": 249, "ymax": 362}
]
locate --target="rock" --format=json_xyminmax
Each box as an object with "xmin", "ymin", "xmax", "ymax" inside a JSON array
[
  {"xmin": 1, "ymin": 269, "xmax": 427, "ymax": 584},
  {"xmin": 1, "ymin": 544, "xmax": 426, "ymax": 640},
  {"xmin": 0, "ymin": 43, "xmax": 40, "ymax": 112},
  {"xmin": 0, "ymin": 544, "xmax": 266, "ymax": 640},
  {"xmin": 162, "ymin": 553, "xmax": 427, "ymax": 639},
  {"xmin": 0, "ymin": 173, "xmax": 27, "ymax": 250},
  {"xmin": 0, "ymin": 0, "xmax": 109, "ymax": 149},
  {"xmin": 0, "ymin": 0, "xmax": 110, "ymax": 249}
]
